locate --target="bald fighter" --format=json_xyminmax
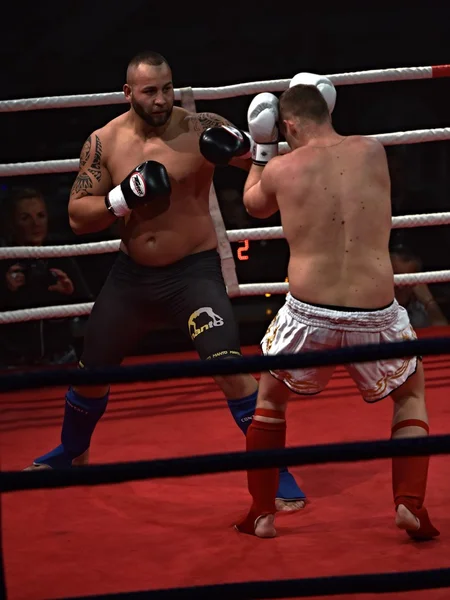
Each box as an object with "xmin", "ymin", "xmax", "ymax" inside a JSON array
[
  {"xmin": 232, "ymin": 73, "xmax": 439, "ymax": 538},
  {"xmin": 24, "ymin": 50, "xmax": 305, "ymax": 510}
]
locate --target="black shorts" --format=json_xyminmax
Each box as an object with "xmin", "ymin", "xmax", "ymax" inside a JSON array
[{"xmin": 80, "ymin": 250, "xmax": 242, "ymax": 367}]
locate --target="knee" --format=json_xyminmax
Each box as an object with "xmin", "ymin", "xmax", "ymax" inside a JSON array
[
  {"xmin": 213, "ymin": 373, "xmax": 258, "ymax": 400},
  {"xmin": 75, "ymin": 360, "xmax": 110, "ymax": 398}
]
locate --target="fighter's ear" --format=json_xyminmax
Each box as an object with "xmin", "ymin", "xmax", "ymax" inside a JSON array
[
  {"xmin": 282, "ymin": 119, "xmax": 295, "ymax": 137},
  {"xmin": 123, "ymin": 83, "xmax": 132, "ymax": 102}
]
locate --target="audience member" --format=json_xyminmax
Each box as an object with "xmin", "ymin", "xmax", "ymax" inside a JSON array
[
  {"xmin": 390, "ymin": 244, "xmax": 448, "ymax": 328},
  {"xmin": 0, "ymin": 188, "xmax": 92, "ymax": 366}
]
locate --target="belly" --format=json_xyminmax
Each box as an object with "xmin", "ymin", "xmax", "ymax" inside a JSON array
[{"xmin": 120, "ymin": 209, "xmax": 218, "ymax": 267}]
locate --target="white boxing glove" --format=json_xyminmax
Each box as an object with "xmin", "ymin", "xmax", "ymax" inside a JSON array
[
  {"xmin": 247, "ymin": 92, "xmax": 279, "ymax": 165},
  {"xmin": 289, "ymin": 72, "xmax": 336, "ymax": 113}
]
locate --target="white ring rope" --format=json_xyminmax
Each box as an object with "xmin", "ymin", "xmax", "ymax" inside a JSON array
[
  {"xmin": 1, "ymin": 212, "xmax": 449, "ymax": 260},
  {"xmin": 1, "ymin": 270, "xmax": 450, "ymax": 324},
  {"xmin": 227, "ymin": 213, "xmax": 450, "ymax": 242},
  {"xmin": 1, "ymin": 65, "xmax": 449, "ymax": 113},
  {"xmin": 2, "ymin": 128, "xmax": 450, "ymax": 177}
]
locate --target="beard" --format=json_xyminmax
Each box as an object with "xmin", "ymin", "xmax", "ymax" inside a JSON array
[{"xmin": 131, "ymin": 97, "xmax": 173, "ymax": 127}]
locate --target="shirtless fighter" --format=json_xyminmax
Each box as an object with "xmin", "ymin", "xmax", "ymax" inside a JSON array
[
  {"xmin": 231, "ymin": 73, "xmax": 439, "ymax": 538},
  {"xmin": 24, "ymin": 50, "xmax": 305, "ymax": 509}
]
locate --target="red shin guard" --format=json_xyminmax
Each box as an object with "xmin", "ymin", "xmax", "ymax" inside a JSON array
[
  {"xmin": 392, "ymin": 419, "xmax": 439, "ymax": 539},
  {"xmin": 235, "ymin": 409, "xmax": 286, "ymax": 536}
]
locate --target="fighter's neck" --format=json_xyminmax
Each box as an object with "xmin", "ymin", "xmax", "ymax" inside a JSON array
[
  {"xmin": 303, "ymin": 134, "xmax": 347, "ymax": 149},
  {"xmin": 289, "ymin": 121, "xmax": 344, "ymax": 149},
  {"xmin": 292, "ymin": 126, "xmax": 345, "ymax": 149},
  {"xmin": 127, "ymin": 110, "xmax": 175, "ymax": 139}
]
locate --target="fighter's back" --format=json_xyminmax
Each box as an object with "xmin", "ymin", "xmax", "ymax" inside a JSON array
[{"xmin": 274, "ymin": 135, "xmax": 394, "ymax": 308}]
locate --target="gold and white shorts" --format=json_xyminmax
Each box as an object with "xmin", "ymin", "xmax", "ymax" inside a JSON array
[{"xmin": 261, "ymin": 294, "xmax": 418, "ymax": 402}]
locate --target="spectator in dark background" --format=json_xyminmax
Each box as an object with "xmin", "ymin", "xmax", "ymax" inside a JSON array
[
  {"xmin": 0, "ymin": 188, "xmax": 92, "ymax": 367},
  {"xmin": 390, "ymin": 244, "xmax": 448, "ymax": 329}
]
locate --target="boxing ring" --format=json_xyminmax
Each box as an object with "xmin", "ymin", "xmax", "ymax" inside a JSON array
[{"xmin": 1, "ymin": 64, "xmax": 450, "ymax": 599}]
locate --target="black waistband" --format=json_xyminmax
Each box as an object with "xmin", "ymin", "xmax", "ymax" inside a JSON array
[{"xmin": 292, "ymin": 295, "xmax": 394, "ymax": 313}]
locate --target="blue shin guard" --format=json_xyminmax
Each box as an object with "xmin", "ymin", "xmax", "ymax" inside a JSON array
[
  {"xmin": 227, "ymin": 391, "xmax": 306, "ymax": 502},
  {"xmin": 33, "ymin": 387, "xmax": 109, "ymax": 468},
  {"xmin": 226, "ymin": 391, "xmax": 256, "ymax": 435}
]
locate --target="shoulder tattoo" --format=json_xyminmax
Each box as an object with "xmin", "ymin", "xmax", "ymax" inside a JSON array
[
  {"xmin": 88, "ymin": 135, "xmax": 103, "ymax": 182},
  {"xmin": 191, "ymin": 112, "xmax": 232, "ymax": 135},
  {"xmin": 79, "ymin": 135, "xmax": 92, "ymax": 168}
]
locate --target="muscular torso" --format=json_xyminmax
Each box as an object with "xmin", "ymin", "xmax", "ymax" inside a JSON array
[
  {"xmin": 104, "ymin": 108, "xmax": 217, "ymax": 266},
  {"xmin": 275, "ymin": 136, "xmax": 394, "ymax": 308}
]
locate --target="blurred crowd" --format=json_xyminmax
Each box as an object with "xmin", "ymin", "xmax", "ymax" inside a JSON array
[{"xmin": 1, "ymin": 145, "xmax": 450, "ymax": 368}]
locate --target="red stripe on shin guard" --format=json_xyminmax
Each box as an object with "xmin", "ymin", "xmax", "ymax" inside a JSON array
[
  {"xmin": 391, "ymin": 419, "xmax": 429, "ymax": 435},
  {"xmin": 254, "ymin": 408, "xmax": 285, "ymax": 421}
]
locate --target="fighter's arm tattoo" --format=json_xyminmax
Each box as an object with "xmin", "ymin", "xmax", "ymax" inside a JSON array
[
  {"xmin": 190, "ymin": 112, "xmax": 234, "ymax": 135},
  {"xmin": 70, "ymin": 134, "xmax": 104, "ymax": 199},
  {"xmin": 71, "ymin": 172, "xmax": 94, "ymax": 198},
  {"xmin": 88, "ymin": 135, "xmax": 103, "ymax": 182},
  {"xmin": 79, "ymin": 135, "xmax": 91, "ymax": 168}
]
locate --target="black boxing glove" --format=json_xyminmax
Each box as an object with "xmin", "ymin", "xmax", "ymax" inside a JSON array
[
  {"xmin": 199, "ymin": 125, "xmax": 253, "ymax": 166},
  {"xmin": 105, "ymin": 161, "xmax": 171, "ymax": 217}
]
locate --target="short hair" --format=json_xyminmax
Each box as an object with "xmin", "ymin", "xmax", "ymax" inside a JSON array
[
  {"xmin": 7, "ymin": 188, "xmax": 44, "ymax": 216},
  {"xmin": 127, "ymin": 51, "xmax": 170, "ymax": 79},
  {"xmin": 280, "ymin": 84, "xmax": 329, "ymax": 124}
]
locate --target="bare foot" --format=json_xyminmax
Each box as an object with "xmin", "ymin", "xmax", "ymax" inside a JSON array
[
  {"xmin": 72, "ymin": 449, "xmax": 90, "ymax": 466},
  {"xmin": 396, "ymin": 504, "xmax": 420, "ymax": 531},
  {"xmin": 23, "ymin": 463, "xmax": 52, "ymax": 471},
  {"xmin": 275, "ymin": 499, "xmax": 306, "ymax": 512},
  {"xmin": 23, "ymin": 449, "xmax": 89, "ymax": 471},
  {"xmin": 254, "ymin": 514, "xmax": 277, "ymax": 538}
]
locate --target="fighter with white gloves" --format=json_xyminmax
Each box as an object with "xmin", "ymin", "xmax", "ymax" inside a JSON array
[
  {"xmin": 247, "ymin": 92, "xmax": 280, "ymax": 166},
  {"xmin": 289, "ymin": 72, "xmax": 336, "ymax": 113}
]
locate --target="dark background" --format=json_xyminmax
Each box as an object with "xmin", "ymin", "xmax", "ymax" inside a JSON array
[{"xmin": 1, "ymin": 1, "xmax": 449, "ymax": 361}]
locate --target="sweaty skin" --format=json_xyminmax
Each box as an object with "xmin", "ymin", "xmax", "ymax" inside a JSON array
[
  {"xmin": 69, "ymin": 106, "xmax": 242, "ymax": 266},
  {"xmin": 69, "ymin": 60, "xmax": 250, "ymax": 267},
  {"xmin": 244, "ymin": 135, "xmax": 394, "ymax": 309}
]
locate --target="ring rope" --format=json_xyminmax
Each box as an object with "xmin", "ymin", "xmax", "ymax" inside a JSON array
[
  {"xmin": 1, "ymin": 64, "xmax": 449, "ymax": 113},
  {"xmin": 56, "ymin": 568, "xmax": 450, "ymax": 599},
  {"xmin": 229, "ymin": 212, "xmax": 450, "ymax": 240},
  {"xmin": 2, "ymin": 434, "xmax": 450, "ymax": 493},
  {"xmin": 0, "ymin": 213, "xmax": 449, "ymax": 260},
  {"xmin": 1, "ymin": 270, "xmax": 449, "ymax": 324},
  {"xmin": 2, "ymin": 127, "xmax": 450, "ymax": 177},
  {"xmin": 0, "ymin": 336, "xmax": 449, "ymax": 391},
  {"xmin": 1, "ymin": 270, "xmax": 450, "ymax": 324}
]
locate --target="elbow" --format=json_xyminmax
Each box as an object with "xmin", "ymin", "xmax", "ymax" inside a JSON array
[
  {"xmin": 244, "ymin": 202, "xmax": 275, "ymax": 220},
  {"xmin": 243, "ymin": 195, "xmax": 257, "ymax": 217},
  {"xmin": 243, "ymin": 193, "xmax": 274, "ymax": 219},
  {"xmin": 69, "ymin": 217, "xmax": 88, "ymax": 236}
]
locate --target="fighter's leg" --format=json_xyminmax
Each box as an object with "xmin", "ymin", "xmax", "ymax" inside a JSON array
[
  {"xmin": 235, "ymin": 371, "xmax": 291, "ymax": 537},
  {"xmin": 169, "ymin": 270, "xmax": 259, "ymax": 420},
  {"xmin": 26, "ymin": 257, "xmax": 152, "ymax": 470},
  {"xmin": 168, "ymin": 252, "xmax": 305, "ymax": 508},
  {"xmin": 390, "ymin": 361, "xmax": 439, "ymax": 539},
  {"xmin": 346, "ymin": 304, "xmax": 439, "ymax": 539}
]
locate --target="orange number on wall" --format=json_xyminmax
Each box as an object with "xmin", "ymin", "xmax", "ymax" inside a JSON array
[{"xmin": 237, "ymin": 239, "xmax": 250, "ymax": 261}]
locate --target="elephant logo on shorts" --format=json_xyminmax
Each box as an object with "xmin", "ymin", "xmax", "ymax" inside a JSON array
[{"xmin": 188, "ymin": 307, "xmax": 224, "ymax": 340}]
